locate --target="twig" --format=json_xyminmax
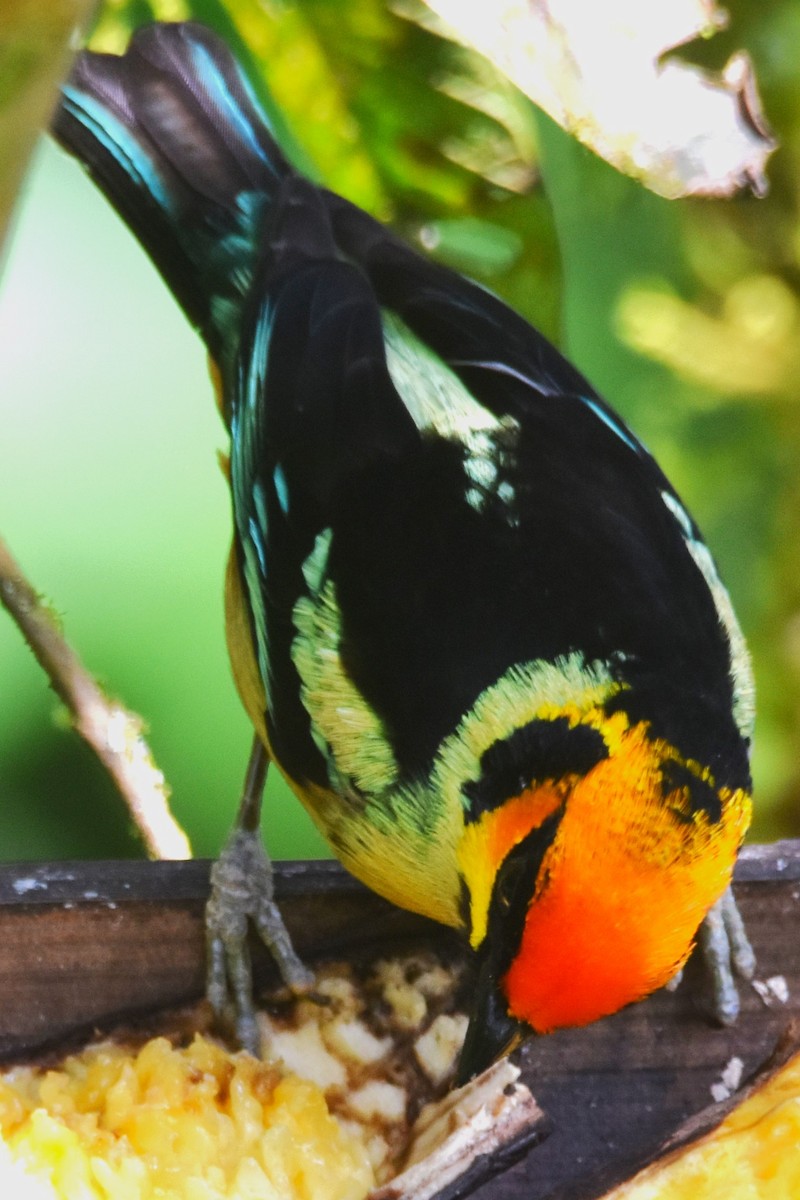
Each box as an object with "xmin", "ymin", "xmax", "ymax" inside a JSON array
[{"xmin": 0, "ymin": 536, "xmax": 192, "ymax": 860}]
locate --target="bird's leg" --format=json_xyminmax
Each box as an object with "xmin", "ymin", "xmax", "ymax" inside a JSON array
[
  {"xmin": 697, "ymin": 885, "xmax": 757, "ymax": 1024},
  {"xmin": 666, "ymin": 886, "xmax": 756, "ymax": 1024},
  {"xmin": 206, "ymin": 736, "xmax": 314, "ymax": 1055}
]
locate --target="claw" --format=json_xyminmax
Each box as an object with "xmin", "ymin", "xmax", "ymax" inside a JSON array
[
  {"xmin": 696, "ymin": 886, "xmax": 756, "ymax": 1026},
  {"xmin": 720, "ymin": 886, "xmax": 756, "ymax": 980},
  {"xmin": 205, "ymin": 738, "xmax": 314, "ymax": 1055},
  {"xmin": 664, "ymin": 967, "xmax": 683, "ymax": 994}
]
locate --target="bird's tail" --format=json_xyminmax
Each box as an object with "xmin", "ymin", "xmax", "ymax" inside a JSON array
[{"xmin": 53, "ymin": 22, "xmax": 295, "ymax": 357}]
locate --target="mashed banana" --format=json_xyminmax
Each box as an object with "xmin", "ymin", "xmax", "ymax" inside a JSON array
[
  {"xmin": 0, "ymin": 1034, "xmax": 374, "ymax": 1200},
  {"xmin": 0, "ymin": 951, "xmax": 473, "ymax": 1200}
]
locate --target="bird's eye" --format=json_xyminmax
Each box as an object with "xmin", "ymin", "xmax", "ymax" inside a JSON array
[
  {"xmin": 496, "ymin": 854, "xmax": 528, "ymax": 909},
  {"xmin": 660, "ymin": 759, "xmax": 722, "ymax": 825},
  {"xmin": 492, "ymin": 806, "xmax": 563, "ymax": 924}
]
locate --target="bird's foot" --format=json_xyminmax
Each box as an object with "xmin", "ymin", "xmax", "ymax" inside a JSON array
[
  {"xmin": 667, "ymin": 886, "xmax": 756, "ymax": 1024},
  {"xmin": 206, "ymin": 825, "xmax": 315, "ymax": 1056}
]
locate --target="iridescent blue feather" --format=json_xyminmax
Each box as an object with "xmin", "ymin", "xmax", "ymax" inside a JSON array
[{"xmin": 53, "ymin": 22, "xmax": 293, "ymax": 362}]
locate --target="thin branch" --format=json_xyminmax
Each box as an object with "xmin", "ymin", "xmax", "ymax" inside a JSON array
[{"xmin": 0, "ymin": 536, "xmax": 192, "ymax": 860}]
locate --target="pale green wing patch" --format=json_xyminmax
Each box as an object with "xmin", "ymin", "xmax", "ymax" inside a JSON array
[
  {"xmin": 381, "ymin": 310, "xmax": 519, "ymax": 516},
  {"xmin": 660, "ymin": 491, "xmax": 755, "ymax": 742},
  {"xmin": 291, "ymin": 571, "xmax": 399, "ymax": 796}
]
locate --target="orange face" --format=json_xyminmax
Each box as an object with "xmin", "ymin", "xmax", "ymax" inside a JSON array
[{"xmin": 476, "ymin": 716, "xmax": 751, "ymax": 1034}]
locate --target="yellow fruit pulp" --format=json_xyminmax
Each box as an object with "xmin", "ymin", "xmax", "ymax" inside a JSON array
[
  {"xmin": 608, "ymin": 1051, "xmax": 800, "ymax": 1199},
  {"xmin": 0, "ymin": 1035, "xmax": 374, "ymax": 1200}
]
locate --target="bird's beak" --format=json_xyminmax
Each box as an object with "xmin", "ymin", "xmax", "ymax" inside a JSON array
[{"xmin": 456, "ymin": 953, "xmax": 527, "ymax": 1085}]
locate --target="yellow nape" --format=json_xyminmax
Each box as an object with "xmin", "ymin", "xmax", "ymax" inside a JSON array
[{"xmin": 503, "ymin": 719, "xmax": 751, "ymax": 1033}]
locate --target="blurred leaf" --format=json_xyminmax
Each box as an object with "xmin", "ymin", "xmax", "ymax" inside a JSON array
[
  {"xmin": 419, "ymin": 217, "xmax": 524, "ymax": 276},
  {"xmin": 418, "ymin": 0, "xmax": 776, "ymax": 199},
  {"xmin": 0, "ymin": 0, "xmax": 95, "ymax": 254},
  {"xmin": 532, "ymin": 106, "xmax": 689, "ymax": 411},
  {"xmin": 616, "ymin": 274, "xmax": 800, "ymax": 397}
]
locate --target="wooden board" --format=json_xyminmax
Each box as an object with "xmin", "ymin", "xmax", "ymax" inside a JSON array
[{"xmin": 0, "ymin": 842, "xmax": 797, "ymax": 1199}]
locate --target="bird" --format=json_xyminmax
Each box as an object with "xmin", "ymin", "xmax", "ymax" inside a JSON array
[{"xmin": 53, "ymin": 20, "xmax": 756, "ymax": 1083}]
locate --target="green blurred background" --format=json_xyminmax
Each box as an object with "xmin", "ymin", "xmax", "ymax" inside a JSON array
[{"xmin": 0, "ymin": 0, "xmax": 798, "ymax": 861}]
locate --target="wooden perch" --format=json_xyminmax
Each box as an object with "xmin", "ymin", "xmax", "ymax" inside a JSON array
[{"xmin": 0, "ymin": 842, "xmax": 796, "ymax": 1198}]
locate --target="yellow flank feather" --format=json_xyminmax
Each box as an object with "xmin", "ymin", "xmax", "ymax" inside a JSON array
[
  {"xmin": 207, "ymin": 353, "xmax": 226, "ymax": 419},
  {"xmin": 293, "ymin": 778, "xmax": 464, "ymax": 929},
  {"xmin": 225, "ymin": 545, "xmax": 268, "ymax": 747}
]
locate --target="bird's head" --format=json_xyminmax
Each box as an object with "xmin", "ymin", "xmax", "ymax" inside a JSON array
[{"xmin": 453, "ymin": 659, "xmax": 752, "ymax": 1082}]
